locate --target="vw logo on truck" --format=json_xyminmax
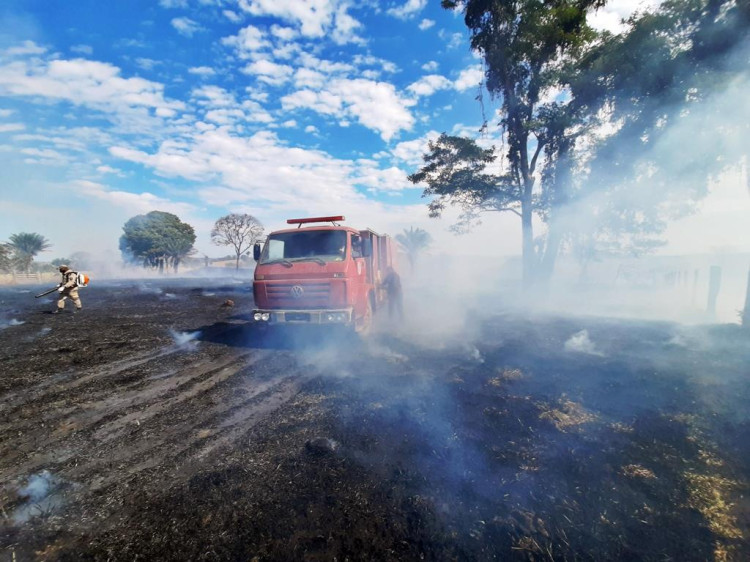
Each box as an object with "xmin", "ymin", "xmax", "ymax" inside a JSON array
[{"xmin": 290, "ymin": 285, "xmax": 304, "ymax": 298}]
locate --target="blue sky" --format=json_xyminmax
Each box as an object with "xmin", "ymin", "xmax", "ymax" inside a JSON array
[{"xmin": 0, "ymin": 0, "xmax": 747, "ymax": 261}]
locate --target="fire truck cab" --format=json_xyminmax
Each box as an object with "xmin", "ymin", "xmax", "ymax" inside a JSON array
[{"xmin": 252, "ymin": 216, "xmax": 397, "ymax": 333}]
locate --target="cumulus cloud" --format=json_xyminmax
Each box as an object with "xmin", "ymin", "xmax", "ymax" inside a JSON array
[
  {"xmin": 390, "ymin": 130, "xmax": 440, "ymax": 166},
  {"xmin": 242, "ymin": 59, "xmax": 294, "ymax": 86},
  {"xmin": 454, "ymin": 65, "xmax": 483, "ymax": 91},
  {"xmin": 223, "ymin": 9, "xmax": 243, "ymax": 23},
  {"xmin": 281, "ymin": 78, "xmax": 415, "ymax": 141},
  {"xmin": 188, "ymin": 66, "xmax": 216, "ymax": 76},
  {"xmin": 171, "ymin": 17, "xmax": 202, "ymax": 37},
  {"xmin": 407, "ymin": 74, "xmax": 453, "ymax": 97},
  {"xmin": 237, "ymin": 0, "xmax": 364, "ymax": 44},
  {"xmin": 221, "ymin": 25, "xmax": 271, "ymax": 57},
  {"xmin": 387, "ymin": 0, "xmax": 427, "ymax": 20},
  {"xmin": 418, "ymin": 19, "xmax": 435, "ymax": 30},
  {"xmin": 0, "ymin": 55, "xmax": 186, "ymax": 119}
]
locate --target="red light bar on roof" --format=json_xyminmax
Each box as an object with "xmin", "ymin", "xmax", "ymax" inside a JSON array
[{"xmin": 287, "ymin": 216, "xmax": 345, "ymax": 225}]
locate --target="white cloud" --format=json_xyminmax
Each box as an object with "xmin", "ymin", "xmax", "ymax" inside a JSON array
[
  {"xmin": 242, "ymin": 59, "xmax": 294, "ymax": 86},
  {"xmin": 589, "ymin": 0, "xmax": 663, "ymax": 33},
  {"xmin": 159, "ymin": 0, "xmax": 189, "ymax": 7},
  {"xmin": 0, "ymin": 123, "xmax": 25, "ymax": 133},
  {"xmin": 454, "ymin": 65, "xmax": 483, "ymax": 91},
  {"xmin": 96, "ymin": 165, "xmax": 124, "ymax": 175},
  {"xmin": 221, "ymin": 25, "xmax": 271, "ymax": 58},
  {"xmin": 293, "ymin": 67, "xmax": 327, "ymax": 89},
  {"xmin": 171, "ymin": 17, "xmax": 202, "ymax": 37},
  {"xmin": 71, "ymin": 44, "xmax": 93, "ymax": 55},
  {"xmin": 418, "ymin": 19, "xmax": 435, "ymax": 30},
  {"xmin": 407, "ymin": 74, "xmax": 453, "ymax": 97},
  {"xmin": 136, "ymin": 58, "xmax": 160, "ymax": 71},
  {"xmin": 73, "ymin": 179, "xmax": 195, "ymax": 216},
  {"xmin": 304, "ymin": 125, "xmax": 317, "ymax": 133},
  {"xmin": 387, "ymin": 0, "xmax": 427, "ymax": 20},
  {"xmin": 223, "ymin": 9, "xmax": 243, "ymax": 23},
  {"xmin": 270, "ymin": 24, "xmax": 298, "ymax": 41},
  {"xmin": 390, "ymin": 130, "xmax": 440, "ymax": 166},
  {"xmin": 237, "ymin": 0, "xmax": 363, "ymax": 44},
  {"xmin": 438, "ymin": 30, "xmax": 464, "ymax": 49},
  {"xmin": 2, "ymin": 41, "xmax": 47, "ymax": 56},
  {"xmin": 0, "ymin": 56, "xmax": 186, "ymax": 118},
  {"xmin": 188, "ymin": 66, "xmax": 216, "ymax": 76},
  {"xmin": 282, "ymin": 78, "xmax": 415, "ymax": 141},
  {"xmin": 421, "ymin": 60, "xmax": 438, "ymax": 72}
]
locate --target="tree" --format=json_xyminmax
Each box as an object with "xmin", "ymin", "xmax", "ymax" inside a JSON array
[
  {"xmin": 9, "ymin": 232, "xmax": 52, "ymax": 274},
  {"xmin": 211, "ymin": 214, "xmax": 264, "ymax": 271},
  {"xmin": 0, "ymin": 243, "xmax": 13, "ymax": 273},
  {"xmin": 411, "ymin": 0, "xmax": 603, "ymax": 287},
  {"xmin": 119, "ymin": 211, "xmax": 196, "ymax": 273},
  {"xmin": 395, "ymin": 227, "xmax": 433, "ymax": 273}
]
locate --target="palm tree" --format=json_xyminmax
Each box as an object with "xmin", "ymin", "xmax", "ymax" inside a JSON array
[
  {"xmin": 9, "ymin": 232, "xmax": 52, "ymax": 273},
  {"xmin": 0, "ymin": 243, "xmax": 13, "ymax": 273},
  {"xmin": 395, "ymin": 227, "xmax": 432, "ymax": 273}
]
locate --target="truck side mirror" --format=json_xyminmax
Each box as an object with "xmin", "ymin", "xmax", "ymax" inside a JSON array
[
  {"xmin": 362, "ymin": 239, "xmax": 372, "ymax": 258},
  {"xmin": 253, "ymin": 243, "xmax": 262, "ymax": 261}
]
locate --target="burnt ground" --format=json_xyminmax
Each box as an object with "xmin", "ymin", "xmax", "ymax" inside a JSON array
[{"xmin": 0, "ymin": 279, "xmax": 749, "ymax": 561}]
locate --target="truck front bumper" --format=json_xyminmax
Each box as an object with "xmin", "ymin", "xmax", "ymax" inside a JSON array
[{"xmin": 252, "ymin": 308, "xmax": 353, "ymax": 325}]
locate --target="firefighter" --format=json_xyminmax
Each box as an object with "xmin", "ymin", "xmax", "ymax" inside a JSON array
[
  {"xmin": 53, "ymin": 265, "xmax": 82, "ymax": 314},
  {"xmin": 381, "ymin": 266, "xmax": 403, "ymax": 321}
]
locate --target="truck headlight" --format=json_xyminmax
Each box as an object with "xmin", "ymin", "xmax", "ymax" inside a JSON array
[
  {"xmin": 261, "ymin": 313, "xmax": 270, "ymax": 321},
  {"xmin": 253, "ymin": 312, "xmax": 262, "ymax": 321}
]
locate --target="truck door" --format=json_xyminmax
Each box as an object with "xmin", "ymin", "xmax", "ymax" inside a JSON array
[{"xmin": 350, "ymin": 233, "xmax": 368, "ymax": 314}]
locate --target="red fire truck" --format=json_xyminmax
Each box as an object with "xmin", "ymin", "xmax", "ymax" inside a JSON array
[{"xmin": 252, "ymin": 216, "xmax": 398, "ymax": 333}]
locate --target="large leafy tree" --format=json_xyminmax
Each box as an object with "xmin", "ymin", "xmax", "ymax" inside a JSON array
[
  {"xmin": 412, "ymin": 0, "xmax": 603, "ymax": 287},
  {"xmin": 211, "ymin": 213, "xmax": 264, "ymax": 271},
  {"xmin": 119, "ymin": 211, "xmax": 196, "ymax": 273},
  {"xmin": 395, "ymin": 227, "xmax": 433, "ymax": 272},
  {"xmin": 9, "ymin": 232, "xmax": 52, "ymax": 274}
]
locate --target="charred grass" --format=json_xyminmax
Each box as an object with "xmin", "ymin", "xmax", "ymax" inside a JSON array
[{"xmin": 1, "ymin": 284, "xmax": 749, "ymax": 560}]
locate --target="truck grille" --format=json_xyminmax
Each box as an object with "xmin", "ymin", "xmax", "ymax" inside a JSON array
[{"xmin": 266, "ymin": 282, "xmax": 331, "ymax": 307}]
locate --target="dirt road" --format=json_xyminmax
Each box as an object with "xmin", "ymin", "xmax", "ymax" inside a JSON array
[{"xmin": 1, "ymin": 279, "xmax": 748, "ymax": 560}]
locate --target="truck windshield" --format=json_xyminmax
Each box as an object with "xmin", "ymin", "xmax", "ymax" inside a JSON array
[{"xmin": 259, "ymin": 230, "xmax": 347, "ymax": 264}]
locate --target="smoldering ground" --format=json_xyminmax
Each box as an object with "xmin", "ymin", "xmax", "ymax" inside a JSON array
[{"xmin": 0, "ymin": 275, "xmax": 748, "ymax": 560}]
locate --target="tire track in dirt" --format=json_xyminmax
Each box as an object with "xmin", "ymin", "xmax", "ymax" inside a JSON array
[{"xmin": 0, "ymin": 345, "xmax": 308, "ymax": 497}]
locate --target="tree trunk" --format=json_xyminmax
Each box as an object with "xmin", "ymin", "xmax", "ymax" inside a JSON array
[
  {"xmin": 235, "ymin": 252, "xmax": 240, "ymax": 271},
  {"xmin": 537, "ymin": 223, "xmax": 563, "ymax": 286},
  {"xmin": 521, "ymin": 194, "xmax": 535, "ymax": 287}
]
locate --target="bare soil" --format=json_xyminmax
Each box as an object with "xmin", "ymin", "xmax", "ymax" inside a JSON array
[{"xmin": 0, "ymin": 279, "xmax": 748, "ymax": 561}]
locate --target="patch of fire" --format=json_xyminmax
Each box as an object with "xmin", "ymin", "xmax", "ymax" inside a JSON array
[
  {"xmin": 621, "ymin": 464, "xmax": 657, "ymax": 479},
  {"xmin": 538, "ymin": 397, "xmax": 597, "ymax": 432},
  {"xmin": 488, "ymin": 367, "xmax": 524, "ymax": 387}
]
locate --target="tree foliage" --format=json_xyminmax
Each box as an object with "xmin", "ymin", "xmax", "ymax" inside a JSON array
[
  {"xmin": 413, "ymin": 0, "xmax": 604, "ymax": 286},
  {"xmin": 395, "ymin": 227, "xmax": 433, "ymax": 272},
  {"xmin": 211, "ymin": 213, "xmax": 264, "ymax": 271},
  {"xmin": 0, "ymin": 243, "xmax": 13, "ymax": 273},
  {"xmin": 119, "ymin": 211, "xmax": 196, "ymax": 273},
  {"xmin": 9, "ymin": 232, "xmax": 52, "ymax": 274},
  {"xmin": 415, "ymin": 0, "xmax": 748, "ymax": 287}
]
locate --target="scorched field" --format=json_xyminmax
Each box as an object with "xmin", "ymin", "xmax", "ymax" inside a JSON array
[{"xmin": 0, "ymin": 279, "xmax": 748, "ymax": 561}]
